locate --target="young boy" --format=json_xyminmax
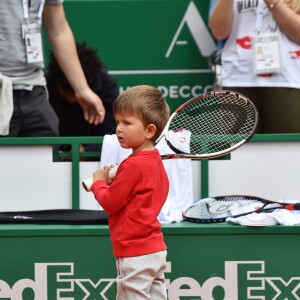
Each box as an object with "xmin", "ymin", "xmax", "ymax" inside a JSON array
[{"xmin": 91, "ymin": 85, "xmax": 170, "ymax": 299}]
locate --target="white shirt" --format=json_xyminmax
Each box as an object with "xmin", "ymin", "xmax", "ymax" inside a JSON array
[{"xmin": 221, "ymin": 0, "xmax": 300, "ymax": 88}]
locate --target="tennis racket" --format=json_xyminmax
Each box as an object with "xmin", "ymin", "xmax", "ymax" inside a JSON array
[
  {"xmin": 82, "ymin": 90, "xmax": 258, "ymax": 191},
  {"xmin": 155, "ymin": 90, "xmax": 258, "ymax": 159},
  {"xmin": 182, "ymin": 195, "xmax": 300, "ymax": 223}
]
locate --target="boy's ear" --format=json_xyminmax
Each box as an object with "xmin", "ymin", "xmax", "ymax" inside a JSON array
[{"xmin": 146, "ymin": 124, "xmax": 156, "ymax": 139}]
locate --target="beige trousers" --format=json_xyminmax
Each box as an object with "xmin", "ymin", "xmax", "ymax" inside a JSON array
[{"xmin": 115, "ymin": 250, "xmax": 167, "ymax": 300}]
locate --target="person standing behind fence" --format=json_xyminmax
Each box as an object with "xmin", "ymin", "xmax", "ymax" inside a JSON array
[
  {"xmin": 209, "ymin": 0, "xmax": 300, "ymax": 133},
  {"xmin": 0, "ymin": 0, "xmax": 105, "ymax": 137},
  {"xmin": 46, "ymin": 42, "xmax": 119, "ymax": 153},
  {"xmin": 91, "ymin": 85, "xmax": 170, "ymax": 300}
]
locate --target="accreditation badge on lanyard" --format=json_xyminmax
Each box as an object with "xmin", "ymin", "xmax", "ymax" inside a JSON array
[
  {"xmin": 253, "ymin": 32, "xmax": 281, "ymax": 74},
  {"xmin": 253, "ymin": 2, "xmax": 281, "ymax": 75},
  {"xmin": 21, "ymin": 0, "xmax": 45, "ymax": 64}
]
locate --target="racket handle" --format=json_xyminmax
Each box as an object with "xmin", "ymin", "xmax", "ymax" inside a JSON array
[
  {"xmin": 285, "ymin": 203, "xmax": 300, "ymax": 210},
  {"xmin": 82, "ymin": 177, "xmax": 93, "ymax": 192},
  {"xmin": 82, "ymin": 165, "xmax": 119, "ymax": 192}
]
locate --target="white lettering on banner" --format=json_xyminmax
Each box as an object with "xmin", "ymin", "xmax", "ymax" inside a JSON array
[
  {"xmin": 165, "ymin": 1, "xmax": 216, "ymax": 58},
  {"xmin": 158, "ymin": 85, "xmax": 212, "ymax": 99},
  {"xmin": 119, "ymin": 85, "xmax": 213, "ymax": 100},
  {"xmin": 0, "ymin": 261, "xmax": 299, "ymax": 299},
  {"xmin": 165, "ymin": 261, "xmax": 239, "ymax": 300},
  {"xmin": 109, "ymin": 1, "xmax": 214, "ymax": 76}
]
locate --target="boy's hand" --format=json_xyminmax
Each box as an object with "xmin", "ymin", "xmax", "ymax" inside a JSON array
[
  {"xmin": 93, "ymin": 165, "xmax": 116, "ymax": 185},
  {"xmin": 93, "ymin": 167, "xmax": 110, "ymax": 181}
]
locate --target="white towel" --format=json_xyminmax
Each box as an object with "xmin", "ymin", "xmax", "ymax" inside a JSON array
[
  {"xmin": 0, "ymin": 74, "xmax": 13, "ymax": 135},
  {"xmin": 227, "ymin": 209, "xmax": 300, "ymax": 226},
  {"xmin": 0, "ymin": 70, "xmax": 46, "ymax": 135},
  {"xmin": 100, "ymin": 134, "xmax": 131, "ymax": 167},
  {"xmin": 100, "ymin": 134, "xmax": 194, "ymax": 223},
  {"xmin": 156, "ymin": 138, "xmax": 193, "ymax": 223}
]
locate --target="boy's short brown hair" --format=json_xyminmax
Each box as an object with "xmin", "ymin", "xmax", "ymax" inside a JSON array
[{"xmin": 113, "ymin": 85, "xmax": 170, "ymax": 141}]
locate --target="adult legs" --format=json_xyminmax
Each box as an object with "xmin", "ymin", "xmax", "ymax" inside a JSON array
[{"xmin": 9, "ymin": 86, "xmax": 59, "ymax": 137}]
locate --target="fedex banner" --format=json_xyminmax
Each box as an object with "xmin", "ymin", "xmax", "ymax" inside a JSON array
[{"xmin": 0, "ymin": 261, "xmax": 298, "ymax": 299}]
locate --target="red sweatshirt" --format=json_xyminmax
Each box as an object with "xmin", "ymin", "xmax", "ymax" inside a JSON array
[{"xmin": 91, "ymin": 149, "xmax": 169, "ymax": 257}]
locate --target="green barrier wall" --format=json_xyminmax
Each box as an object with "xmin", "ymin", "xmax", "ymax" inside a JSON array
[
  {"xmin": 43, "ymin": 0, "xmax": 216, "ymax": 112},
  {"xmin": 1, "ymin": 223, "xmax": 300, "ymax": 299},
  {"xmin": 1, "ymin": 135, "xmax": 300, "ymax": 299}
]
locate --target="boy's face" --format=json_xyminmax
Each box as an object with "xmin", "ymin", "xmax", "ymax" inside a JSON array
[{"xmin": 114, "ymin": 112, "xmax": 155, "ymax": 153}]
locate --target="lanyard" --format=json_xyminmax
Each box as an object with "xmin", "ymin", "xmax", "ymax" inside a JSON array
[
  {"xmin": 22, "ymin": 0, "xmax": 45, "ymax": 23},
  {"xmin": 256, "ymin": 0, "xmax": 277, "ymax": 34}
]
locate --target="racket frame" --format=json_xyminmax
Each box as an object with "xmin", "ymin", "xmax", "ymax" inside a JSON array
[
  {"xmin": 182, "ymin": 195, "xmax": 300, "ymax": 223},
  {"xmin": 156, "ymin": 90, "xmax": 258, "ymax": 160}
]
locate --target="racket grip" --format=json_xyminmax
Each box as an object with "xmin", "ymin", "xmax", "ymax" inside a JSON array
[
  {"xmin": 285, "ymin": 203, "xmax": 300, "ymax": 210},
  {"xmin": 82, "ymin": 165, "xmax": 119, "ymax": 192}
]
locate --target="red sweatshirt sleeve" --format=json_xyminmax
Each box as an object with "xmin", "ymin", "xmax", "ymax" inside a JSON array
[{"xmin": 91, "ymin": 160, "xmax": 142, "ymax": 214}]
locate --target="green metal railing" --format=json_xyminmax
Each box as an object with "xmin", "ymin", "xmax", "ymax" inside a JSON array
[
  {"xmin": 1, "ymin": 134, "xmax": 300, "ymax": 206},
  {"xmin": 0, "ymin": 136, "xmax": 104, "ymax": 209},
  {"xmin": 198, "ymin": 133, "xmax": 300, "ymax": 198}
]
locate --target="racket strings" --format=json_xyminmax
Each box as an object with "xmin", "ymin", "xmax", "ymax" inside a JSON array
[
  {"xmin": 167, "ymin": 93, "xmax": 257, "ymax": 155},
  {"xmin": 183, "ymin": 195, "xmax": 300, "ymax": 223},
  {"xmin": 184, "ymin": 198, "xmax": 265, "ymax": 220}
]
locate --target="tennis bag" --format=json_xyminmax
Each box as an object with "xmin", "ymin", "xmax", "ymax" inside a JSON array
[{"xmin": 0, "ymin": 209, "xmax": 108, "ymax": 225}]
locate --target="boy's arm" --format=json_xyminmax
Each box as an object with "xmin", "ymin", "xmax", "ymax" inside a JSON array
[{"xmin": 91, "ymin": 163, "xmax": 141, "ymax": 214}]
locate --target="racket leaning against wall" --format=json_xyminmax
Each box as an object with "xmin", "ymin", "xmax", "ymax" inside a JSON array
[
  {"xmin": 182, "ymin": 195, "xmax": 300, "ymax": 223},
  {"xmin": 82, "ymin": 90, "xmax": 258, "ymax": 191}
]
